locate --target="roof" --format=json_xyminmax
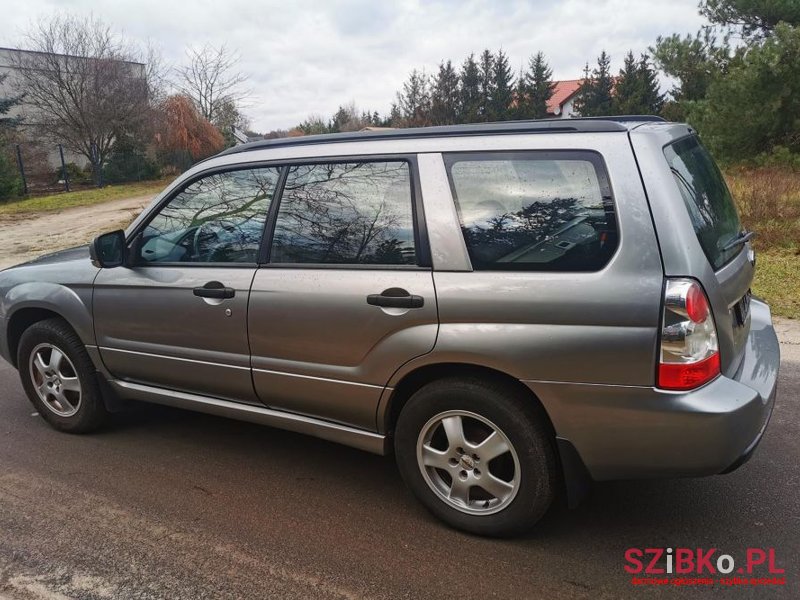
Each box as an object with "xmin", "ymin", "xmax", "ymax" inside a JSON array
[
  {"xmin": 216, "ymin": 117, "xmax": 666, "ymax": 158},
  {"xmin": 0, "ymin": 46, "xmax": 145, "ymax": 68},
  {"xmin": 547, "ymin": 80, "xmax": 583, "ymax": 114}
]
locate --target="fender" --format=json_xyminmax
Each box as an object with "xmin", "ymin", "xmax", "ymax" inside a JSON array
[
  {"xmin": 5, "ymin": 281, "xmax": 95, "ymax": 344},
  {"xmin": 3, "ymin": 281, "xmax": 96, "ymax": 370}
]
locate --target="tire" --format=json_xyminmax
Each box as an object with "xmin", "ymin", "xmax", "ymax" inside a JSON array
[
  {"xmin": 394, "ymin": 377, "xmax": 557, "ymax": 537},
  {"xmin": 17, "ymin": 318, "xmax": 109, "ymax": 433}
]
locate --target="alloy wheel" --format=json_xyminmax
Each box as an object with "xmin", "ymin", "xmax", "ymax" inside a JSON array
[
  {"xmin": 416, "ymin": 410, "xmax": 521, "ymax": 515},
  {"xmin": 28, "ymin": 343, "xmax": 82, "ymax": 417}
]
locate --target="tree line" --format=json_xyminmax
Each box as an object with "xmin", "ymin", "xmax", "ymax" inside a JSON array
[
  {"xmin": 295, "ymin": 1, "xmax": 800, "ymax": 166},
  {"xmin": 292, "ymin": 47, "xmax": 664, "ymax": 135},
  {"xmin": 2, "ymin": 0, "xmax": 797, "ymax": 202}
]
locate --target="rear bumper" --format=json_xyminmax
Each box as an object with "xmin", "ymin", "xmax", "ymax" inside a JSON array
[{"xmin": 527, "ymin": 299, "xmax": 780, "ymax": 481}]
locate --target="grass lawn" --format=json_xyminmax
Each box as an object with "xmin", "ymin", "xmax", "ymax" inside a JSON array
[
  {"xmin": 752, "ymin": 250, "xmax": 800, "ymax": 320},
  {"xmin": 0, "ymin": 178, "xmax": 171, "ymax": 217},
  {"xmin": 726, "ymin": 167, "xmax": 800, "ymax": 320}
]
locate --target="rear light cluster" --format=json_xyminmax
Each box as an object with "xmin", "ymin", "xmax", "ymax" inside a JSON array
[{"xmin": 658, "ymin": 278, "xmax": 720, "ymax": 390}]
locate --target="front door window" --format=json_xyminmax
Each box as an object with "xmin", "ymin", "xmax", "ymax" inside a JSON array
[{"xmin": 139, "ymin": 167, "xmax": 281, "ymax": 264}]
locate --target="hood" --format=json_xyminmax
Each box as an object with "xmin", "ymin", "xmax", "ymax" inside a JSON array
[
  {"xmin": 14, "ymin": 245, "xmax": 91, "ymax": 268},
  {"xmin": 0, "ymin": 244, "xmax": 99, "ymax": 321}
]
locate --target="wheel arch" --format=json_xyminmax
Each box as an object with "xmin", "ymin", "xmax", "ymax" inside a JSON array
[
  {"xmin": 6, "ymin": 303, "xmax": 91, "ymax": 369},
  {"xmin": 8, "ymin": 307, "xmax": 68, "ymax": 368},
  {"xmin": 380, "ymin": 362, "xmax": 556, "ymax": 437},
  {"xmin": 4, "ymin": 280, "xmax": 95, "ymax": 368}
]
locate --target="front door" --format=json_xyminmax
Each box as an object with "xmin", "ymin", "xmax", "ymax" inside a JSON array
[
  {"xmin": 94, "ymin": 166, "xmax": 282, "ymax": 403},
  {"xmin": 249, "ymin": 159, "xmax": 438, "ymax": 429}
]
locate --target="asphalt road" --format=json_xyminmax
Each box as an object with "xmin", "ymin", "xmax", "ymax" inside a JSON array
[{"xmin": 0, "ymin": 337, "xmax": 798, "ymax": 599}]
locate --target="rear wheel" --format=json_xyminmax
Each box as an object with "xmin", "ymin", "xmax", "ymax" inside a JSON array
[
  {"xmin": 17, "ymin": 318, "xmax": 109, "ymax": 433},
  {"xmin": 395, "ymin": 377, "xmax": 557, "ymax": 537}
]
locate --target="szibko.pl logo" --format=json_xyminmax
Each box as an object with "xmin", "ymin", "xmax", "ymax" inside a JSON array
[{"xmin": 624, "ymin": 548, "xmax": 786, "ymax": 587}]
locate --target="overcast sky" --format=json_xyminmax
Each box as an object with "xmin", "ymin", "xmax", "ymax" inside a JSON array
[{"xmin": 0, "ymin": 0, "xmax": 706, "ymax": 132}]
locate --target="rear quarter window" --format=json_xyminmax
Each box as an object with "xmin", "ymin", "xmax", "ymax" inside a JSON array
[
  {"xmin": 443, "ymin": 151, "xmax": 618, "ymax": 271},
  {"xmin": 664, "ymin": 136, "xmax": 743, "ymax": 270}
]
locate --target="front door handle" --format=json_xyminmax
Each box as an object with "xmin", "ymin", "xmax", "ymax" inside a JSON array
[
  {"xmin": 367, "ymin": 287, "xmax": 424, "ymax": 309},
  {"xmin": 193, "ymin": 281, "xmax": 235, "ymax": 299}
]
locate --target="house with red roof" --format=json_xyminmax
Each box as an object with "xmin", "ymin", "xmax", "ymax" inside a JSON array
[{"xmin": 547, "ymin": 79, "xmax": 584, "ymax": 118}]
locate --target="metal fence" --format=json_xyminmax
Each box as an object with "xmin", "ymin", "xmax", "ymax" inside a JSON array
[
  {"xmin": 4, "ymin": 141, "xmax": 163, "ymax": 198},
  {"xmin": 14, "ymin": 143, "xmax": 70, "ymax": 195}
]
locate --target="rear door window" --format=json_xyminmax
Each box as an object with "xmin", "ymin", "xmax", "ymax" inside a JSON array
[
  {"xmin": 444, "ymin": 152, "xmax": 618, "ymax": 271},
  {"xmin": 270, "ymin": 161, "xmax": 417, "ymax": 265},
  {"xmin": 664, "ymin": 136, "xmax": 742, "ymax": 270}
]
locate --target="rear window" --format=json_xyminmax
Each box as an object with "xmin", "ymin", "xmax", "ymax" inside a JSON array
[
  {"xmin": 444, "ymin": 151, "xmax": 618, "ymax": 271},
  {"xmin": 664, "ymin": 137, "xmax": 742, "ymax": 270}
]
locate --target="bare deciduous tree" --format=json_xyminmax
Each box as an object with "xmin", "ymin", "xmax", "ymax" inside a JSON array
[
  {"xmin": 12, "ymin": 15, "xmax": 159, "ymax": 184},
  {"xmin": 176, "ymin": 45, "xmax": 248, "ymax": 125}
]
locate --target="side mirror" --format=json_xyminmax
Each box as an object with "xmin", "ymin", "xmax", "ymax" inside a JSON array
[{"xmin": 90, "ymin": 230, "xmax": 126, "ymax": 268}]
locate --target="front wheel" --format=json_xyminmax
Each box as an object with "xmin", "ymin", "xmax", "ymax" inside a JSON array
[
  {"xmin": 394, "ymin": 377, "xmax": 557, "ymax": 537},
  {"xmin": 17, "ymin": 318, "xmax": 109, "ymax": 433}
]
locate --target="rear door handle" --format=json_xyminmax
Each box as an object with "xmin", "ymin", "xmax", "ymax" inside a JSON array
[
  {"xmin": 193, "ymin": 281, "xmax": 235, "ymax": 299},
  {"xmin": 367, "ymin": 287, "xmax": 424, "ymax": 309}
]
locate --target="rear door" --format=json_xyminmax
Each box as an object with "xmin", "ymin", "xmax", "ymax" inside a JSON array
[
  {"xmin": 631, "ymin": 127, "xmax": 753, "ymax": 375},
  {"xmin": 662, "ymin": 136, "xmax": 754, "ymax": 367},
  {"xmin": 248, "ymin": 158, "xmax": 437, "ymax": 430},
  {"xmin": 94, "ymin": 166, "xmax": 281, "ymax": 402}
]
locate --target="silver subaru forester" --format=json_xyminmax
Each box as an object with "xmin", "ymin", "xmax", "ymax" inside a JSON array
[{"xmin": 0, "ymin": 118, "xmax": 780, "ymax": 537}]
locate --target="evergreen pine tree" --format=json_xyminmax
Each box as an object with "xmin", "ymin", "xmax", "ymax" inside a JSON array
[
  {"xmin": 330, "ymin": 105, "xmax": 350, "ymax": 132},
  {"xmin": 526, "ymin": 52, "xmax": 554, "ymax": 119},
  {"xmin": 396, "ymin": 69, "xmax": 432, "ymax": 127},
  {"xmin": 388, "ymin": 103, "xmax": 403, "ymax": 127},
  {"xmin": 459, "ymin": 54, "xmax": 481, "ymax": 123},
  {"xmin": 574, "ymin": 51, "xmax": 615, "ymax": 116},
  {"xmin": 572, "ymin": 63, "xmax": 593, "ymax": 117},
  {"xmin": 430, "ymin": 60, "xmax": 461, "ymax": 125},
  {"xmin": 512, "ymin": 67, "xmax": 530, "ymax": 119},
  {"xmin": 613, "ymin": 51, "xmax": 665, "ymax": 115},
  {"xmin": 0, "ymin": 73, "xmax": 23, "ymax": 200},
  {"xmin": 636, "ymin": 54, "xmax": 665, "ymax": 115},
  {"xmin": 0, "ymin": 73, "xmax": 22, "ymax": 131},
  {"xmin": 612, "ymin": 51, "xmax": 640, "ymax": 116},
  {"xmin": 491, "ymin": 49, "xmax": 514, "ymax": 121},
  {"xmin": 478, "ymin": 49, "xmax": 495, "ymax": 121}
]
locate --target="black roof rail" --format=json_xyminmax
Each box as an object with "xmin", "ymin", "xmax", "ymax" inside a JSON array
[
  {"xmin": 575, "ymin": 115, "xmax": 666, "ymax": 123},
  {"xmin": 215, "ymin": 116, "xmax": 667, "ymax": 158}
]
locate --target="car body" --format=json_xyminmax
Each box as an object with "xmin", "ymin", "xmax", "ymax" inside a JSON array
[{"xmin": 0, "ymin": 118, "xmax": 780, "ymax": 536}]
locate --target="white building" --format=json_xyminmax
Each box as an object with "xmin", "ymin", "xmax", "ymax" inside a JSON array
[{"xmin": 0, "ymin": 47, "xmax": 146, "ymax": 172}]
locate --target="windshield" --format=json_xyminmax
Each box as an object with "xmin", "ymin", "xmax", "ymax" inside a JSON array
[{"xmin": 664, "ymin": 136, "xmax": 743, "ymax": 270}]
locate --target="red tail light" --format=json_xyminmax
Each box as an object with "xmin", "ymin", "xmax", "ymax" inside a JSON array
[
  {"xmin": 684, "ymin": 284, "xmax": 709, "ymax": 323},
  {"xmin": 658, "ymin": 279, "xmax": 720, "ymax": 391}
]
